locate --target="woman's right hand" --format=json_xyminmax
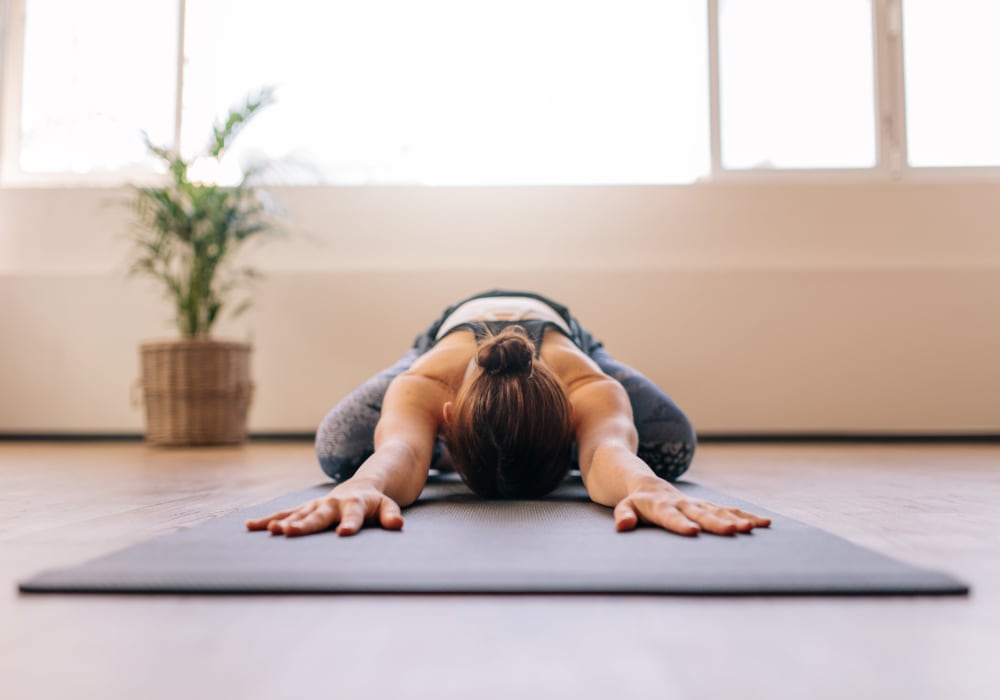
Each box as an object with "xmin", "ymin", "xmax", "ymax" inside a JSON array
[{"xmin": 245, "ymin": 480, "xmax": 404, "ymax": 537}]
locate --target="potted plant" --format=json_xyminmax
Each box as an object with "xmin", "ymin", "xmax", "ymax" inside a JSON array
[{"xmin": 128, "ymin": 89, "xmax": 282, "ymax": 446}]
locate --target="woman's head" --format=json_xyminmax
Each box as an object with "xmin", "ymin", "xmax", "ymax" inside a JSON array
[{"xmin": 443, "ymin": 326, "xmax": 574, "ymax": 499}]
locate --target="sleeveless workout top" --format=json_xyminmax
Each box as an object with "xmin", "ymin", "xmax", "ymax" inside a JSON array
[
  {"xmin": 433, "ymin": 295, "xmax": 575, "ymax": 357},
  {"xmin": 413, "ymin": 289, "xmax": 603, "ymax": 357}
]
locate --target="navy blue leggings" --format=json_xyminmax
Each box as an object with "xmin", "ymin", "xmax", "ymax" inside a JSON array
[{"xmin": 315, "ymin": 343, "xmax": 696, "ymax": 485}]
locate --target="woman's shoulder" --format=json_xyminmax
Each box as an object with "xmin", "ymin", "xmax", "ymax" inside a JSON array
[
  {"xmin": 402, "ymin": 332, "xmax": 476, "ymax": 390},
  {"xmin": 539, "ymin": 330, "xmax": 606, "ymax": 388}
]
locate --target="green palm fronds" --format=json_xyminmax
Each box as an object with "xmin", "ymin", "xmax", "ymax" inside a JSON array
[
  {"xmin": 129, "ymin": 89, "xmax": 282, "ymax": 338},
  {"xmin": 208, "ymin": 88, "xmax": 276, "ymax": 159}
]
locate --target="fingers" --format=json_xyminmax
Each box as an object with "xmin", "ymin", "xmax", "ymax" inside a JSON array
[
  {"xmin": 676, "ymin": 500, "xmax": 744, "ymax": 536},
  {"xmin": 652, "ymin": 505, "xmax": 701, "ymax": 537},
  {"xmin": 728, "ymin": 507, "xmax": 772, "ymax": 528},
  {"xmin": 249, "ymin": 502, "xmax": 319, "ymax": 532},
  {"xmin": 335, "ymin": 498, "xmax": 368, "ymax": 536},
  {"xmin": 245, "ymin": 507, "xmax": 298, "ymax": 531},
  {"xmin": 378, "ymin": 497, "xmax": 404, "ymax": 531},
  {"xmin": 620, "ymin": 497, "xmax": 700, "ymax": 536},
  {"xmin": 674, "ymin": 500, "xmax": 772, "ymax": 536},
  {"xmin": 250, "ymin": 493, "xmax": 406, "ymax": 538},
  {"xmin": 613, "ymin": 499, "xmax": 639, "ymax": 532},
  {"xmin": 267, "ymin": 500, "xmax": 320, "ymax": 536},
  {"xmin": 339, "ymin": 496, "xmax": 403, "ymax": 535},
  {"xmin": 616, "ymin": 493, "xmax": 772, "ymax": 537},
  {"xmin": 282, "ymin": 502, "xmax": 338, "ymax": 537}
]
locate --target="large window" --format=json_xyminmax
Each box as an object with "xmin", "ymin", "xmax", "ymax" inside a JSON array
[
  {"xmin": 718, "ymin": 0, "xmax": 875, "ymax": 170},
  {"xmin": 902, "ymin": 0, "xmax": 1000, "ymax": 167},
  {"xmin": 182, "ymin": 0, "xmax": 709, "ymax": 185},
  {"xmin": 1, "ymin": 0, "xmax": 999, "ymax": 184},
  {"xmin": 17, "ymin": 0, "xmax": 178, "ymax": 175}
]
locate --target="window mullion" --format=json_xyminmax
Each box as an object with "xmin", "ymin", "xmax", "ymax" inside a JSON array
[
  {"xmin": 873, "ymin": 0, "xmax": 907, "ymax": 177},
  {"xmin": 707, "ymin": 0, "xmax": 722, "ymax": 179},
  {"xmin": 0, "ymin": 0, "xmax": 26, "ymax": 183},
  {"xmin": 173, "ymin": 0, "xmax": 186, "ymax": 156}
]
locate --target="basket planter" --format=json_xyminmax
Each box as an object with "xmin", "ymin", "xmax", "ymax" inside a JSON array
[{"xmin": 137, "ymin": 340, "xmax": 253, "ymax": 446}]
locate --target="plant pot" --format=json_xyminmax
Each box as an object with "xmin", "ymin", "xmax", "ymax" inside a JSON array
[{"xmin": 136, "ymin": 339, "xmax": 254, "ymax": 446}]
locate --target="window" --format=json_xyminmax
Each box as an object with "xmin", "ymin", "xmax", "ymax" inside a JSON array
[
  {"xmin": 718, "ymin": 0, "xmax": 876, "ymax": 170},
  {"xmin": 3, "ymin": 0, "xmax": 1000, "ymax": 184},
  {"xmin": 181, "ymin": 0, "xmax": 710, "ymax": 185},
  {"xmin": 17, "ymin": 0, "xmax": 178, "ymax": 175},
  {"xmin": 902, "ymin": 0, "xmax": 1000, "ymax": 167}
]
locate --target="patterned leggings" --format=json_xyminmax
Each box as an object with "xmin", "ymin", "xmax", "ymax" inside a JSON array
[{"xmin": 315, "ymin": 345, "xmax": 697, "ymax": 485}]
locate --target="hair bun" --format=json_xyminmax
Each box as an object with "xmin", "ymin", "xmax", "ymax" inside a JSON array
[{"xmin": 477, "ymin": 326, "xmax": 534, "ymax": 376}]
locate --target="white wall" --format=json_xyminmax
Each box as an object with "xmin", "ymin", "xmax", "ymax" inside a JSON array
[{"xmin": 1, "ymin": 182, "xmax": 998, "ymax": 435}]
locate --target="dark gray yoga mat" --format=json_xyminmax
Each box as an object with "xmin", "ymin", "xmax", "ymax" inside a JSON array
[{"xmin": 19, "ymin": 478, "xmax": 968, "ymax": 595}]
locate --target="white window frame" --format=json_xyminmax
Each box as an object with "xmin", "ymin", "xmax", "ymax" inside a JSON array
[
  {"xmin": 707, "ymin": 0, "xmax": 901, "ymax": 182},
  {"xmin": 889, "ymin": 0, "xmax": 1000, "ymax": 182},
  {"xmin": 709, "ymin": 0, "xmax": 897, "ymax": 183},
  {"xmin": 2, "ymin": 0, "xmax": 1000, "ymax": 186},
  {"xmin": 0, "ymin": 0, "xmax": 184, "ymax": 186},
  {"xmin": 0, "ymin": 0, "xmax": 22, "ymax": 184},
  {"xmin": 709, "ymin": 0, "xmax": 1000, "ymax": 183}
]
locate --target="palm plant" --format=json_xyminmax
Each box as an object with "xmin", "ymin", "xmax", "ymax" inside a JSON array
[{"xmin": 129, "ymin": 88, "xmax": 282, "ymax": 338}]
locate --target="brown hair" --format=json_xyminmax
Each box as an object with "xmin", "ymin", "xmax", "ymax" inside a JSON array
[{"xmin": 444, "ymin": 325, "xmax": 575, "ymax": 499}]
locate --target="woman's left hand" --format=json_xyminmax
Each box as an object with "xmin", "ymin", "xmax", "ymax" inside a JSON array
[{"xmin": 613, "ymin": 479, "xmax": 771, "ymax": 536}]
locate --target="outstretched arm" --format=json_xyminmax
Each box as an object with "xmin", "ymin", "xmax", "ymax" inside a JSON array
[
  {"xmin": 247, "ymin": 373, "xmax": 447, "ymax": 537},
  {"xmin": 570, "ymin": 377, "xmax": 770, "ymax": 536}
]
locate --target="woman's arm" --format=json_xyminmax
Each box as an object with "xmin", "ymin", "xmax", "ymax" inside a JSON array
[
  {"xmin": 570, "ymin": 377, "xmax": 770, "ymax": 536},
  {"xmin": 247, "ymin": 372, "xmax": 448, "ymax": 537}
]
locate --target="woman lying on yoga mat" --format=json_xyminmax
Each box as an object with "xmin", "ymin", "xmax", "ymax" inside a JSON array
[{"xmin": 247, "ymin": 290, "xmax": 770, "ymax": 538}]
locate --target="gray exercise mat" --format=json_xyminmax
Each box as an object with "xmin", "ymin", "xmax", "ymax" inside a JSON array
[{"xmin": 19, "ymin": 478, "xmax": 968, "ymax": 595}]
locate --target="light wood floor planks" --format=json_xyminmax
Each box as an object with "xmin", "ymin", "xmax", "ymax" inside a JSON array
[{"xmin": 1, "ymin": 441, "xmax": 998, "ymax": 700}]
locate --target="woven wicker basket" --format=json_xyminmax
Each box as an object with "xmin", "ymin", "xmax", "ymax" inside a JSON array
[{"xmin": 137, "ymin": 340, "xmax": 253, "ymax": 446}]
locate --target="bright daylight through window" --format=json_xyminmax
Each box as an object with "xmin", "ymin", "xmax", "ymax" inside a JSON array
[
  {"xmin": 181, "ymin": 0, "xmax": 710, "ymax": 185},
  {"xmin": 8, "ymin": 0, "xmax": 1000, "ymax": 183},
  {"xmin": 18, "ymin": 0, "xmax": 178, "ymax": 174},
  {"xmin": 902, "ymin": 0, "xmax": 1000, "ymax": 167},
  {"xmin": 718, "ymin": 0, "xmax": 876, "ymax": 170}
]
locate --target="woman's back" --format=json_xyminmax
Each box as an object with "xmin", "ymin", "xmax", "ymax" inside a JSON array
[
  {"xmin": 253, "ymin": 290, "xmax": 767, "ymax": 537},
  {"xmin": 402, "ymin": 324, "xmax": 605, "ymax": 416}
]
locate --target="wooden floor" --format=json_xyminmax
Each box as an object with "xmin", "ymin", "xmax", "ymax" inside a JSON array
[{"xmin": 2, "ymin": 441, "xmax": 998, "ymax": 700}]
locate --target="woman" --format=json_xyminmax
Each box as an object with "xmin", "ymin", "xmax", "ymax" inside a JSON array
[{"xmin": 247, "ymin": 290, "xmax": 770, "ymax": 537}]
